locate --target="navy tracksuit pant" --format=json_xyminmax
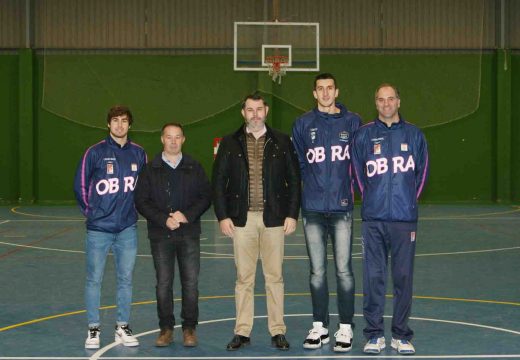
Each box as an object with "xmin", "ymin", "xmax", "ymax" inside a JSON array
[{"xmin": 361, "ymin": 221, "xmax": 417, "ymax": 341}]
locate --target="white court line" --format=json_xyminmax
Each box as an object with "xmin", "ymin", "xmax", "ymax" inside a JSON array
[
  {"xmin": 0, "ymin": 220, "xmax": 10, "ymax": 225},
  {"xmin": 87, "ymin": 313, "xmax": 520, "ymax": 360},
  {"xmin": 1, "ymin": 241, "xmax": 518, "ymax": 259},
  {"xmin": 94, "ymin": 356, "xmax": 520, "ymax": 359},
  {"xmin": 1, "ymin": 217, "xmax": 520, "ymax": 222},
  {"xmin": 99, "ymin": 356, "xmax": 520, "ymax": 359}
]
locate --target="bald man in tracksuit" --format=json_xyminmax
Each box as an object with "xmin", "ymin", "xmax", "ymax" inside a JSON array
[{"xmin": 352, "ymin": 84, "xmax": 428, "ymax": 355}]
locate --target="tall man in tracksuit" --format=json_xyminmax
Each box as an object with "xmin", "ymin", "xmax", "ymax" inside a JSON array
[
  {"xmin": 74, "ymin": 105, "xmax": 147, "ymax": 350},
  {"xmin": 135, "ymin": 123, "xmax": 211, "ymax": 348},
  {"xmin": 352, "ymin": 84, "xmax": 429, "ymax": 355},
  {"xmin": 292, "ymin": 73, "xmax": 362, "ymax": 352}
]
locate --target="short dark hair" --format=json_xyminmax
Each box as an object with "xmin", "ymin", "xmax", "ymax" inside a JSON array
[
  {"xmin": 375, "ymin": 83, "xmax": 400, "ymax": 99},
  {"xmin": 161, "ymin": 122, "xmax": 184, "ymax": 136},
  {"xmin": 314, "ymin": 73, "xmax": 337, "ymax": 89},
  {"xmin": 106, "ymin": 105, "xmax": 133, "ymax": 125},
  {"xmin": 241, "ymin": 92, "xmax": 268, "ymax": 109}
]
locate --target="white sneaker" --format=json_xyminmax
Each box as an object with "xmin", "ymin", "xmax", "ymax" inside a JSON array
[
  {"xmin": 364, "ymin": 336, "xmax": 386, "ymax": 354},
  {"xmin": 85, "ymin": 327, "xmax": 100, "ymax": 349},
  {"xmin": 302, "ymin": 321, "xmax": 329, "ymax": 349},
  {"xmin": 333, "ymin": 323, "xmax": 353, "ymax": 352},
  {"xmin": 391, "ymin": 338, "xmax": 415, "ymax": 354},
  {"xmin": 114, "ymin": 324, "xmax": 139, "ymax": 347}
]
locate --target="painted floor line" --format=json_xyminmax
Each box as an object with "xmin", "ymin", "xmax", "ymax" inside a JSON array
[
  {"xmin": 2, "ymin": 296, "xmax": 519, "ymax": 334},
  {"xmin": 3, "ymin": 356, "xmax": 520, "ymax": 360},
  {"xmin": 89, "ymin": 313, "xmax": 520, "ymax": 360},
  {"xmin": 1, "ymin": 241, "xmax": 518, "ymax": 260},
  {"xmin": 2, "ymin": 217, "xmax": 520, "ymax": 222}
]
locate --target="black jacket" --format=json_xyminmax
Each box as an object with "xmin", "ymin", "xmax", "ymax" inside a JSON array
[
  {"xmin": 135, "ymin": 153, "xmax": 211, "ymax": 240},
  {"xmin": 212, "ymin": 125, "xmax": 301, "ymax": 227}
]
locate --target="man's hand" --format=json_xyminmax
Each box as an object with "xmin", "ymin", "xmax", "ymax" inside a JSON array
[
  {"xmin": 219, "ymin": 218, "xmax": 235, "ymax": 237},
  {"xmin": 283, "ymin": 217, "xmax": 297, "ymax": 235},
  {"xmin": 166, "ymin": 216, "xmax": 179, "ymax": 230},
  {"xmin": 171, "ymin": 211, "xmax": 188, "ymax": 224}
]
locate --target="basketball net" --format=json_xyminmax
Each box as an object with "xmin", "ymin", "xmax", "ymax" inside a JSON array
[{"xmin": 266, "ymin": 55, "xmax": 288, "ymax": 84}]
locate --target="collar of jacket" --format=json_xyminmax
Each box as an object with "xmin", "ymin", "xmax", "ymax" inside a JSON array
[
  {"xmin": 313, "ymin": 102, "xmax": 348, "ymax": 119},
  {"xmin": 374, "ymin": 116, "xmax": 405, "ymax": 130},
  {"xmin": 106, "ymin": 135, "xmax": 132, "ymax": 149},
  {"xmin": 151, "ymin": 152, "xmax": 194, "ymax": 169},
  {"xmin": 233, "ymin": 123, "xmax": 275, "ymax": 143}
]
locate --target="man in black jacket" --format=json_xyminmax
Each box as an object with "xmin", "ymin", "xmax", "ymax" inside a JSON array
[
  {"xmin": 135, "ymin": 123, "xmax": 211, "ymax": 348},
  {"xmin": 212, "ymin": 93, "xmax": 301, "ymax": 351}
]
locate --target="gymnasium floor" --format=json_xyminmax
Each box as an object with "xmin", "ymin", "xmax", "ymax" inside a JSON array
[{"xmin": 0, "ymin": 205, "xmax": 519, "ymax": 359}]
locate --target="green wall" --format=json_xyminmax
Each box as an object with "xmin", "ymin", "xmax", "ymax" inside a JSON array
[
  {"xmin": 0, "ymin": 55, "xmax": 19, "ymax": 203},
  {"xmin": 0, "ymin": 52, "xmax": 518, "ymax": 204},
  {"xmin": 512, "ymin": 54, "xmax": 520, "ymax": 203}
]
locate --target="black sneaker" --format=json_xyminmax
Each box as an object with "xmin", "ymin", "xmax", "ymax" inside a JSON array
[
  {"xmin": 303, "ymin": 321, "xmax": 329, "ymax": 349},
  {"xmin": 226, "ymin": 335, "xmax": 250, "ymax": 350},
  {"xmin": 272, "ymin": 334, "xmax": 290, "ymax": 350}
]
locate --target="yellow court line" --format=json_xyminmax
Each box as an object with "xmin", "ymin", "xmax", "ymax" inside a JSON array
[
  {"xmin": 413, "ymin": 295, "xmax": 520, "ymax": 307},
  {"xmin": 10, "ymin": 206, "xmax": 82, "ymax": 220},
  {"xmin": 2, "ymin": 293, "xmax": 519, "ymax": 333}
]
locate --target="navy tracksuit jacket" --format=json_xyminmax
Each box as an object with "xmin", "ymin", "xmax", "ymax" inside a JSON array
[{"xmin": 352, "ymin": 117, "xmax": 429, "ymax": 340}]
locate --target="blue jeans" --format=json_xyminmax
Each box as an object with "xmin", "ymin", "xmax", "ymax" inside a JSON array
[
  {"xmin": 302, "ymin": 210, "xmax": 355, "ymax": 327},
  {"xmin": 150, "ymin": 235, "xmax": 200, "ymax": 330},
  {"xmin": 85, "ymin": 224, "xmax": 137, "ymax": 328}
]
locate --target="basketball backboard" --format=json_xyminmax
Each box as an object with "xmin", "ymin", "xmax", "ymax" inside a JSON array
[{"xmin": 234, "ymin": 21, "xmax": 319, "ymax": 72}]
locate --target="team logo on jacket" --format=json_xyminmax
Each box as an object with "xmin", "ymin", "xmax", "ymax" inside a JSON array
[
  {"xmin": 373, "ymin": 143, "xmax": 381, "ymax": 155},
  {"xmin": 365, "ymin": 155, "xmax": 415, "ymax": 177},
  {"xmin": 339, "ymin": 131, "xmax": 349, "ymax": 142},
  {"xmin": 411, "ymin": 231, "xmax": 416, "ymax": 242},
  {"xmin": 106, "ymin": 163, "xmax": 114, "ymax": 175},
  {"xmin": 96, "ymin": 176, "xmax": 136, "ymax": 195},
  {"xmin": 131, "ymin": 163, "xmax": 138, "ymax": 171},
  {"xmin": 341, "ymin": 199, "xmax": 349, "ymax": 206},
  {"xmin": 401, "ymin": 143, "xmax": 408, "ymax": 152},
  {"xmin": 310, "ymin": 128, "xmax": 317, "ymax": 143}
]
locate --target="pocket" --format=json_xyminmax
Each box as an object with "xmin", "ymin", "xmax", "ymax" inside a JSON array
[{"xmin": 225, "ymin": 193, "xmax": 240, "ymax": 217}]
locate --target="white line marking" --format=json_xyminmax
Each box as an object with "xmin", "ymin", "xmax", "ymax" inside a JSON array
[
  {"xmin": 1, "ymin": 217, "xmax": 520, "ymax": 222},
  {"xmin": 93, "ymin": 356, "xmax": 520, "ymax": 359},
  {"xmin": 0, "ymin": 220, "xmax": 10, "ymax": 225},
  {"xmin": 97, "ymin": 356, "xmax": 520, "ymax": 359},
  {"xmin": 0, "ymin": 241, "xmax": 518, "ymax": 259},
  {"xmin": 87, "ymin": 313, "xmax": 520, "ymax": 360},
  {"xmin": 0, "ymin": 241, "xmax": 85, "ymax": 254}
]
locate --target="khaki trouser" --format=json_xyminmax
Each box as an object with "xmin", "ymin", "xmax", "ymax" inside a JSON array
[{"xmin": 232, "ymin": 211, "xmax": 286, "ymax": 337}]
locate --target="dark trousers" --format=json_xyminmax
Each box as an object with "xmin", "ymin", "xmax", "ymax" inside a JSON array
[
  {"xmin": 150, "ymin": 235, "xmax": 200, "ymax": 330},
  {"xmin": 362, "ymin": 221, "xmax": 417, "ymax": 341}
]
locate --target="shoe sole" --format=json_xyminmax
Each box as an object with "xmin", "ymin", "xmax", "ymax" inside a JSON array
[
  {"xmin": 85, "ymin": 344, "xmax": 100, "ymax": 350},
  {"xmin": 391, "ymin": 341, "xmax": 415, "ymax": 354},
  {"xmin": 226, "ymin": 342, "xmax": 250, "ymax": 351},
  {"xmin": 303, "ymin": 336, "xmax": 329, "ymax": 349},
  {"xmin": 364, "ymin": 344, "xmax": 386, "ymax": 354},
  {"xmin": 115, "ymin": 336, "xmax": 139, "ymax": 347},
  {"xmin": 333, "ymin": 345, "xmax": 352, "ymax": 352},
  {"xmin": 155, "ymin": 340, "xmax": 173, "ymax": 347},
  {"xmin": 391, "ymin": 346, "xmax": 415, "ymax": 354}
]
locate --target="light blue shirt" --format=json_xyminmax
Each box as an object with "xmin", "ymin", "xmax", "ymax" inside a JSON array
[{"xmin": 162, "ymin": 152, "xmax": 183, "ymax": 170}]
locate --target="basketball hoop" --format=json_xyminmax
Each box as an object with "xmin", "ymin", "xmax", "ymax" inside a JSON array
[{"xmin": 265, "ymin": 55, "xmax": 288, "ymax": 84}]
